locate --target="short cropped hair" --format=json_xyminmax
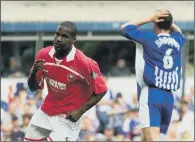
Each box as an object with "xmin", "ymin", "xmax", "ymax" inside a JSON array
[
  {"xmin": 156, "ymin": 11, "xmax": 173, "ymax": 30},
  {"xmin": 60, "ymin": 21, "xmax": 77, "ymax": 38}
]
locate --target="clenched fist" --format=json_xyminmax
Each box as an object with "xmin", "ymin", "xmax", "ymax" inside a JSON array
[
  {"xmin": 32, "ymin": 59, "xmax": 45, "ymax": 74},
  {"xmin": 66, "ymin": 109, "xmax": 84, "ymax": 122}
]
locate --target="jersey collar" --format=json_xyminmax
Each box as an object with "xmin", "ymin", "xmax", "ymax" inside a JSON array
[
  {"xmin": 48, "ymin": 45, "xmax": 76, "ymax": 62},
  {"xmin": 67, "ymin": 45, "xmax": 76, "ymax": 62},
  {"xmin": 157, "ymin": 33, "xmax": 170, "ymax": 37}
]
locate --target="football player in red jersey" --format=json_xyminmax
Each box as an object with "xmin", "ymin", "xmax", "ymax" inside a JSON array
[{"xmin": 24, "ymin": 21, "xmax": 107, "ymax": 141}]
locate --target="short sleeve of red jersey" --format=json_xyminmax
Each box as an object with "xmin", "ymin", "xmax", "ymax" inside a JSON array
[
  {"xmin": 81, "ymin": 58, "xmax": 107, "ymax": 95},
  {"xmin": 29, "ymin": 49, "xmax": 44, "ymax": 89}
]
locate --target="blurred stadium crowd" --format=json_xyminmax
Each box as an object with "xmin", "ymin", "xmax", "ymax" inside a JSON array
[{"xmin": 1, "ymin": 71, "xmax": 194, "ymax": 141}]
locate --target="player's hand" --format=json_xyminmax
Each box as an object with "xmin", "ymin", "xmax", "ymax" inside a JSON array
[
  {"xmin": 66, "ymin": 109, "xmax": 83, "ymax": 122},
  {"xmin": 150, "ymin": 10, "xmax": 169, "ymax": 23},
  {"xmin": 32, "ymin": 59, "xmax": 45, "ymax": 74}
]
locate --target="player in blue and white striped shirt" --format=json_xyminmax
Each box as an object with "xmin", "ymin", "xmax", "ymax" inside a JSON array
[{"xmin": 121, "ymin": 10, "xmax": 185, "ymax": 141}]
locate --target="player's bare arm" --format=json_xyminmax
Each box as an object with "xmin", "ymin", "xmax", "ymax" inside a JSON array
[
  {"xmin": 66, "ymin": 91, "xmax": 107, "ymax": 122},
  {"xmin": 171, "ymin": 23, "xmax": 182, "ymax": 34},
  {"xmin": 28, "ymin": 59, "xmax": 45, "ymax": 92},
  {"xmin": 120, "ymin": 10, "xmax": 169, "ymax": 30}
]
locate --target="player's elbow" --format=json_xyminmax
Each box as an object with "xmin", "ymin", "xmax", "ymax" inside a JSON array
[
  {"xmin": 99, "ymin": 90, "xmax": 107, "ymax": 98},
  {"xmin": 121, "ymin": 24, "xmax": 126, "ymax": 31},
  {"xmin": 27, "ymin": 80, "xmax": 39, "ymax": 92},
  {"xmin": 94, "ymin": 90, "xmax": 107, "ymax": 98},
  {"xmin": 121, "ymin": 25, "xmax": 124, "ymax": 30},
  {"xmin": 101, "ymin": 90, "xmax": 107, "ymax": 95},
  {"xmin": 178, "ymin": 30, "xmax": 182, "ymax": 34},
  {"xmin": 121, "ymin": 22, "xmax": 133, "ymax": 31},
  {"xmin": 28, "ymin": 84, "xmax": 38, "ymax": 92},
  {"xmin": 121, "ymin": 23, "xmax": 129, "ymax": 31},
  {"xmin": 28, "ymin": 87, "xmax": 37, "ymax": 92}
]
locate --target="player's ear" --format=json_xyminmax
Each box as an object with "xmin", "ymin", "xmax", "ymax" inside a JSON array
[
  {"xmin": 72, "ymin": 36, "xmax": 76, "ymax": 43},
  {"xmin": 153, "ymin": 23, "xmax": 157, "ymax": 28},
  {"xmin": 73, "ymin": 36, "xmax": 76, "ymax": 40}
]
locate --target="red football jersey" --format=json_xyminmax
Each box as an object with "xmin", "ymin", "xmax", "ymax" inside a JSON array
[{"xmin": 30, "ymin": 45, "xmax": 107, "ymax": 115}]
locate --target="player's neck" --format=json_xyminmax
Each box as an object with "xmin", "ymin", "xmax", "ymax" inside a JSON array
[
  {"xmin": 157, "ymin": 29, "xmax": 170, "ymax": 35},
  {"xmin": 55, "ymin": 47, "xmax": 72, "ymax": 60}
]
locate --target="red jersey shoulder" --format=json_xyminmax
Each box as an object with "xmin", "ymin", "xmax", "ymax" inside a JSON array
[
  {"xmin": 36, "ymin": 46, "xmax": 53, "ymax": 59},
  {"xmin": 38, "ymin": 46, "xmax": 53, "ymax": 56},
  {"xmin": 74, "ymin": 49, "xmax": 88, "ymax": 66},
  {"xmin": 74, "ymin": 49, "xmax": 98, "ymax": 68}
]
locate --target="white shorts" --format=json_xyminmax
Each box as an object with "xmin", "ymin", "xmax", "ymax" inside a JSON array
[
  {"xmin": 24, "ymin": 108, "xmax": 82, "ymax": 141},
  {"xmin": 138, "ymin": 86, "xmax": 174, "ymax": 134}
]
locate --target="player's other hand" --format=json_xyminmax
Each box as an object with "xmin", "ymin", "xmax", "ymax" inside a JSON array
[
  {"xmin": 150, "ymin": 10, "xmax": 169, "ymax": 23},
  {"xmin": 66, "ymin": 109, "xmax": 83, "ymax": 122},
  {"xmin": 32, "ymin": 59, "xmax": 45, "ymax": 74}
]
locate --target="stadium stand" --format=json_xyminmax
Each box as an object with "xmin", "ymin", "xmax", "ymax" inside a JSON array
[{"xmin": 1, "ymin": 1, "xmax": 194, "ymax": 22}]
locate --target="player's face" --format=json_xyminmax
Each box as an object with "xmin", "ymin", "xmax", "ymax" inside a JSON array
[{"xmin": 54, "ymin": 25, "xmax": 73, "ymax": 53}]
